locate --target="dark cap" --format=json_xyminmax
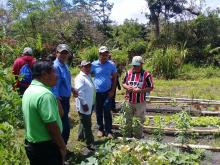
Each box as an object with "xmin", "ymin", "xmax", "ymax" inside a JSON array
[{"xmin": 56, "ymin": 44, "xmax": 70, "ymax": 53}]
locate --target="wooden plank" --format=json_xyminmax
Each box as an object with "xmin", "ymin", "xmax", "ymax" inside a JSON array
[
  {"xmin": 169, "ymin": 143, "xmax": 220, "ymax": 152},
  {"xmin": 112, "ymin": 124, "xmax": 220, "ymax": 135},
  {"xmin": 116, "ymin": 137, "xmax": 220, "ymax": 152}
]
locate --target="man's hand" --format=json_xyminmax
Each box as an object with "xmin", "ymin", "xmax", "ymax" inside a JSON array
[
  {"xmin": 126, "ymin": 85, "xmax": 133, "ymax": 92},
  {"xmin": 60, "ymin": 147, "xmax": 66, "ymax": 164},
  {"xmin": 72, "ymin": 88, "xmax": 78, "ymax": 98},
  {"xmin": 132, "ymin": 87, "xmax": 142, "ymax": 93},
  {"xmin": 83, "ymin": 104, "xmax": 89, "ymax": 112},
  {"xmin": 108, "ymin": 90, "xmax": 114, "ymax": 98}
]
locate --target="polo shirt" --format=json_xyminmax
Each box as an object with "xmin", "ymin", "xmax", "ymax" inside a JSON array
[
  {"xmin": 91, "ymin": 60, "xmax": 117, "ymax": 93},
  {"xmin": 52, "ymin": 58, "xmax": 72, "ymax": 97},
  {"xmin": 22, "ymin": 80, "xmax": 62, "ymax": 143}
]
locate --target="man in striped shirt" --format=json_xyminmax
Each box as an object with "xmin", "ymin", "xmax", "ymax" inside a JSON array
[{"xmin": 122, "ymin": 56, "xmax": 153, "ymax": 138}]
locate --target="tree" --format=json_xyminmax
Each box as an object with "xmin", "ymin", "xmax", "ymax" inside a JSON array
[{"xmin": 145, "ymin": 0, "xmax": 201, "ymax": 38}]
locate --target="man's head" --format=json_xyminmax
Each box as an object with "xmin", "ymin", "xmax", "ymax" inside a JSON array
[
  {"xmin": 99, "ymin": 46, "xmax": 109, "ymax": 64},
  {"xmin": 80, "ymin": 60, "xmax": 91, "ymax": 75},
  {"xmin": 56, "ymin": 44, "xmax": 71, "ymax": 63},
  {"xmin": 131, "ymin": 56, "xmax": 144, "ymax": 72},
  {"xmin": 23, "ymin": 47, "xmax": 33, "ymax": 56},
  {"xmin": 32, "ymin": 61, "xmax": 57, "ymax": 87}
]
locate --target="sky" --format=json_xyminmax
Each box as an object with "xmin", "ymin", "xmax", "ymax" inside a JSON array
[
  {"xmin": 1, "ymin": 0, "xmax": 220, "ymax": 24},
  {"xmin": 109, "ymin": 0, "xmax": 220, "ymax": 24}
]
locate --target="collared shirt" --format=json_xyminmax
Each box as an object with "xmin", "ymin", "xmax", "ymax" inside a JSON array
[
  {"xmin": 123, "ymin": 69, "xmax": 154, "ymax": 104},
  {"xmin": 52, "ymin": 58, "xmax": 72, "ymax": 97},
  {"xmin": 74, "ymin": 71, "xmax": 96, "ymax": 115},
  {"xmin": 91, "ymin": 60, "xmax": 117, "ymax": 93},
  {"xmin": 22, "ymin": 80, "xmax": 62, "ymax": 143}
]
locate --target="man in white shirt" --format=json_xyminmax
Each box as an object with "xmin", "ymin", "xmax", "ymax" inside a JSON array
[{"xmin": 74, "ymin": 60, "xmax": 96, "ymax": 150}]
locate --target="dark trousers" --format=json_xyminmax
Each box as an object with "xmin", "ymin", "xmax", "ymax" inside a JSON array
[
  {"xmin": 60, "ymin": 97, "xmax": 70, "ymax": 144},
  {"xmin": 24, "ymin": 140, "xmax": 62, "ymax": 165},
  {"xmin": 78, "ymin": 112, "xmax": 94, "ymax": 145},
  {"xmin": 96, "ymin": 92, "xmax": 113, "ymax": 134}
]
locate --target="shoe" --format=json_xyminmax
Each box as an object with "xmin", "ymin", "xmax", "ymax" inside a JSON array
[
  {"xmin": 97, "ymin": 131, "xmax": 103, "ymax": 137},
  {"xmin": 107, "ymin": 133, "xmax": 113, "ymax": 138}
]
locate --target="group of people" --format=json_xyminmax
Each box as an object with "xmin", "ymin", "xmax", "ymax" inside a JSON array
[{"xmin": 13, "ymin": 44, "xmax": 153, "ymax": 165}]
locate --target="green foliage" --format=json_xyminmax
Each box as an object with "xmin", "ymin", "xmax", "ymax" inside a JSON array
[
  {"xmin": 112, "ymin": 19, "xmax": 147, "ymax": 48},
  {"xmin": 127, "ymin": 40, "xmax": 147, "ymax": 60},
  {"xmin": 81, "ymin": 140, "xmax": 205, "ymax": 165},
  {"xmin": 152, "ymin": 46, "xmax": 187, "ymax": 79},
  {"xmin": 0, "ymin": 65, "xmax": 23, "ymax": 128},
  {"xmin": 153, "ymin": 115, "xmax": 164, "ymax": 142},
  {"xmin": 179, "ymin": 64, "xmax": 220, "ymax": 80},
  {"xmin": 0, "ymin": 40, "xmax": 26, "ymax": 67},
  {"xmin": 0, "ymin": 122, "xmax": 28, "ymax": 164},
  {"xmin": 79, "ymin": 46, "xmax": 98, "ymax": 62},
  {"xmin": 111, "ymin": 49, "xmax": 128, "ymax": 64}
]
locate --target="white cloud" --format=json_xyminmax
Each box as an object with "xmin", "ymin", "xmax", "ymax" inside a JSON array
[
  {"xmin": 109, "ymin": 0, "xmax": 220, "ymax": 25},
  {"xmin": 109, "ymin": 0, "xmax": 149, "ymax": 24}
]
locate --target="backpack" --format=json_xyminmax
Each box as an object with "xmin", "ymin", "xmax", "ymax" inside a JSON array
[{"xmin": 19, "ymin": 64, "xmax": 32, "ymax": 84}]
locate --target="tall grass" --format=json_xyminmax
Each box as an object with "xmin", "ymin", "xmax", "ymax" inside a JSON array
[
  {"xmin": 178, "ymin": 64, "xmax": 220, "ymax": 80},
  {"xmin": 151, "ymin": 46, "xmax": 187, "ymax": 79}
]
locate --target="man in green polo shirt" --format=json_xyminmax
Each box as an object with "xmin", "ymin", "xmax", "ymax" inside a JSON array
[{"xmin": 22, "ymin": 61, "xmax": 66, "ymax": 165}]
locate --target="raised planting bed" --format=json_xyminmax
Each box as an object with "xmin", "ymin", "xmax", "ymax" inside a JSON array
[{"xmin": 112, "ymin": 124, "xmax": 220, "ymax": 136}]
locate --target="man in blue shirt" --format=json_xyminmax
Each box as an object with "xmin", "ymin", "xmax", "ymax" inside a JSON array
[
  {"xmin": 52, "ymin": 44, "xmax": 75, "ymax": 145},
  {"xmin": 91, "ymin": 46, "xmax": 117, "ymax": 138}
]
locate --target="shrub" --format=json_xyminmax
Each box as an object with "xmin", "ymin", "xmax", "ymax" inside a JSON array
[
  {"xmin": 127, "ymin": 40, "xmax": 147, "ymax": 61},
  {"xmin": 0, "ymin": 64, "xmax": 23, "ymax": 128},
  {"xmin": 111, "ymin": 49, "xmax": 128, "ymax": 64},
  {"xmin": 152, "ymin": 46, "xmax": 187, "ymax": 79},
  {"xmin": 0, "ymin": 122, "xmax": 28, "ymax": 164},
  {"xmin": 79, "ymin": 46, "xmax": 98, "ymax": 62}
]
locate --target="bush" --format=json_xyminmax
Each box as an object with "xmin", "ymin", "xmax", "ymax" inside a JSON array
[
  {"xmin": 79, "ymin": 46, "xmax": 98, "ymax": 62},
  {"xmin": 152, "ymin": 46, "xmax": 187, "ymax": 79},
  {"xmin": 0, "ymin": 122, "xmax": 28, "ymax": 164},
  {"xmin": 0, "ymin": 64, "xmax": 23, "ymax": 128},
  {"xmin": 111, "ymin": 49, "xmax": 128, "ymax": 64},
  {"xmin": 127, "ymin": 40, "xmax": 147, "ymax": 61}
]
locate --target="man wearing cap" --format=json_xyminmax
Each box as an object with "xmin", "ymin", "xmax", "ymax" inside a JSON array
[
  {"xmin": 52, "ymin": 44, "xmax": 75, "ymax": 145},
  {"xmin": 122, "ymin": 56, "xmax": 154, "ymax": 138},
  {"xmin": 91, "ymin": 46, "xmax": 117, "ymax": 138},
  {"xmin": 75, "ymin": 60, "xmax": 96, "ymax": 150},
  {"xmin": 13, "ymin": 47, "xmax": 36, "ymax": 95}
]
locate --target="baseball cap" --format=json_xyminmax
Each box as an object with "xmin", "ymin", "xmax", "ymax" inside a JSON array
[
  {"xmin": 131, "ymin": 56, "xmax": 144, "ymax": 66},
  {"xmin": 99, "ymin": 46, "xmax": 109, "ymax": 53},
  {"xmin": 56, "ymin": 44, "xmax": 70, "ymax": 53},
  {"xmin": 23, "ymin": 47, "xmax": 33, "ymax": 55},
  {"xmin": 80, "ymin": 60, "xmax": 91, "ymax": 66}
]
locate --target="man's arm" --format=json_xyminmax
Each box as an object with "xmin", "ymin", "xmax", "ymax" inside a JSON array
[
  {"xmin": 108, "ymin": 72, "xmax": 117, "ymax": 97},
  {"xmin": 46, "ymin": 122, "xmax": 66, "ymax": 163},
  {"xmin": 57, "ymin": 98, "xmax": 64, "ymax": 117}
]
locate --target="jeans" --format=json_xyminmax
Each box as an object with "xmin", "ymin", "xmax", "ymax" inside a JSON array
[
  {"xmin": 24, "ymin": 140, "xmax": 62, "ymax": 165},
  {"xmin": 60, "ymin": 97, "xmax": 70, "ymax": 144},
  {"xmin": 96, "ymin": 92, "xmax": 113, "ymax": 134},
  {"xmin": 78, "ymin": 112, "xmax": 94, "ymax": 145}
]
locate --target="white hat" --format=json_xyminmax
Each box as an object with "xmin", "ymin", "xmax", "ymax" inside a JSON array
[
  {"xmin": 80, "ymin": 60, "xmax": 91, "ymax": 66},
  {"xmin": 56, "ymin": 44, "xmax": 70, "ymax": 53},
  {"xmin": 23, "ymin": 47, "xmax": 33, "ymax": 55},
  {"xmin": 99, "ymin": 46, "xmax": 109, "ymax": 53},
  {"xmin": 131, "ymin": 56, "xmax": 144, "ymax": 66}
]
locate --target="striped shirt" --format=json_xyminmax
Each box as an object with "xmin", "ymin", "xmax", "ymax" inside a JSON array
[{"xmin": 123, "ymin": 69, "xmax": 153, "ymax": 104}]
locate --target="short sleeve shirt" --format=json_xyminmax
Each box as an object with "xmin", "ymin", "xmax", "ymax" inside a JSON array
[
  {"xmin": 52, "ymin": 58, "xmax": 72, "ymax": 97},
  {"xmin": 22, "ymin": 80, "xmax": 62, "ymax": 143},
  {"xmin": 91, "ymin": 60, "xmax": 117, "ymax": 92}
]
